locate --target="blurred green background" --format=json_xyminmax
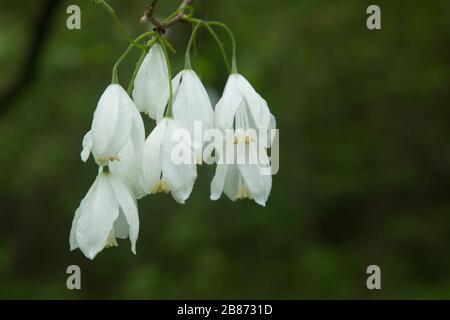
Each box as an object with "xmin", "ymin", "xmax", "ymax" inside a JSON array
[{"xmin": 0, "ymin": 0, "xmax": 449, "ymax": 299}]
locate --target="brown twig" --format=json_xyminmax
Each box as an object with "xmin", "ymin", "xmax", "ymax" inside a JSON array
[{"xmin": 140, "ymin": 0, "xmax": 193, "ymax": 33}]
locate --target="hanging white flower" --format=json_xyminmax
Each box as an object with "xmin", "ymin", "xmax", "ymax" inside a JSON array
[
  {"xmin": 81, "ymin": 84, "xmax": 146, "ymax": 198},
  {"xmin": 132, "ymin": 43, "xmax": 170, "ymax": 122},
  {"xmin": 172, "ymin": 69, "xmax": 214, "ymax": 162},
  {"xmin": 80, "ymin": 84, "xmax": 137, "ymax": 167},
  {"xmin": 70, "ymin": 169, "xmax": 139, "ymax": 260},
  {"xmin": 210, "ymin": 74, "xmax": 276, "ymax": 206},
  {"xmin": 141, "ymin": 117, "xmax": 197, "ymax": 204}
]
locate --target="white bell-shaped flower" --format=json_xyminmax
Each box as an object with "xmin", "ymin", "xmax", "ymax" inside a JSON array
[
  {"xmin": 141, "ymin": 117, "xmax": 197, "ymax": 204},
  {"xmin": 132, "ymin": 43, "xmax": 170, "ymax": 122},
  {"xmin": 172, "ymin": 69, "xmax": 214, "ymax": 162},
  {"xmin": 80, "ymin": 84, "xmax": 136, "ymax": 167},
  {"xmin": 210, "ymin": 74, "xmax": 276, "ymax": 206},
  {"xmin": 70, "ymin": 169, "xmax": 139, "ymax": 260},
  {"xmin": 81, "ymin": 85, "xmax": 146, "ymax": 198}
]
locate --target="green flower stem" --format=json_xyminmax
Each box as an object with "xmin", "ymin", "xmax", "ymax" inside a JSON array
[
  {"xmin": 160, "ymin": 37, "xmax": 176, "ymax": 54},
  {"xmin": 184, "ymin": 23, "xmax": 202, "ymax": 69},
  {"xmin": 202, "ymin": 23, "xmax": 231, "ymax": 73},
  {"xmin": 162, "ymin": 5, "xmax": 193, "ymax": 23},
  {"xmin": 112, "ymin": 44, "xmax": 134, "ymax": 84},
  {"xmin": 127, "ymin": 48, "xmax": 147, "ymax": 95},
  {"xmin": 127, "ymin": 50, "xmax": 146, "ymax": 94},
  {"xmin": 127, "ymin": 38, "xmax": 159, "ymax": 94},
  {"xmin": 111, "ymin": 31, "xmax": 156, "ymax": 85},
  {"xmin": 185, "ymin": 17, "xmax": 235, "ymax": 74},
  {"xmin": 207, "ymin": 21, "xmax": 238, "ymax": 73},
  {"xmin": 159, "ymin": 36, "xmax": 174, "ymax": 117},
  {"xmin": 94, "ymin": 0, "xmax": 146, "ymax": 50}
]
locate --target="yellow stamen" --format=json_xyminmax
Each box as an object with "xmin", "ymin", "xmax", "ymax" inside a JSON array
[
  {"xmin": 244, "ymin": 136, "xmax": 255, "ymax": 144},
  {"xmin": 236, "ymin": 186, "xmax": 253, "ymax": 200},
  {"xmin": 233, "ymin": 135, "xmax": 255, "ymax": 144},
  {"xmin": 105, "ymin": 230, "xmax": 118, "ymax": 248},
  {"xmin": 152, "ymin": 180, "xmax": 170, "ymax": 193}
]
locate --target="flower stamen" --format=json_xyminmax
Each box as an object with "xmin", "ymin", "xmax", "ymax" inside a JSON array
[
  {"xmin": 105, "ymin": 230, "xmax": 118, "ymax": 248},
  {"xmin": 236, "ymin": 186, "xmax": 253, "ymax": 200},
  {"xmin": 233, "ymin": 134, "xmax": 255, "ymax": 144},
  {"xmin": 152, "ymin": 180, "xmax": 170, "ymax": 193}
]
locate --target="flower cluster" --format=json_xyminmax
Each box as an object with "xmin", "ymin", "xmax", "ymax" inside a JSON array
[{"xmin": 70, "ymin": 1, "xmax": 277, "ymax": 260}]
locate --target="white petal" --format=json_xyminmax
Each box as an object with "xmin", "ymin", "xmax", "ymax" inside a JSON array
[
  {"xmin": 171, "ymin": 71, "xmax": 183, "ymax": 100},
  {"xmin": 237, "ymin": 145, "xmax": 271, "ymax": 206},
  {"xmin": 109, "ymin": 104, "xmax": 147, "ymax": 199},
  {"xmin": 109, "ymin": 140, "xmax": 132, "ymax": 179},
  {"xmin": 109, "ymin": 174, "xmax": 139, "ymax": 254},
  {"xmin": 161, "ymin": 119, "xmax": 197, "ymax": 203},
  {"xmin": 113, "ymin": 211, "xmax": 129, "ymax": 239},
  {"xmin": 141, "ymin": 119, "xmax": 167, "ymax": 193},
  {"xmin": 75, "ymin": 172, "xmax": 120, "ymax": 260},
  {"xmin": 80, "ymin": 130, "xmax": 93, "ymax": 162},
  {"xmin": 172, "ymin": 70, "xmax": 214, "ymax": 136},
  {"xmin": 91, "ymin": 84, "xmax": 132, "ymax": 164},
  {"xmin": 69, "ymin": 206, "xmax": 82, "ymax": 251},
  {"xmin": 214, "ymin": 74, "xmax": 243, "ymax": 130},
  {"xmin": 109, "ymin": 140, "xmax": 144, "ymax": 199},
  {"xmin": 132, "ymin": 43, "xmax": 170, "ymax": 120},
  {"xmin": 69, "ymin": 176, "xmax": 100, "ymax": 250},
  {"xmin": 237, "ymin": 164, "xmax": 271, "ymax": 206},
  {"xmin": 222, "ymin": 164, "xmax": 241, "ymax": 202},
  {"xmin": 236, "ymin": 74, "xmax": 272, "ymax": 130},
  {"xmin": 130, "ymin": 102, "xmax": 146, "ymax": 155},
  {"xmin": 260, "ymin": 94, "xmax": 276, "ymax": 129},
  {"xmin": 210, "ymin": 164, "xmax": 228, "ymax": 201},
  {"xmin": 267, "ymin": 112, "xmax": 277, "ymax": 146},
  {"xmin": 258, "ymin": 94, "xmax": 277, "ymax": 146}
]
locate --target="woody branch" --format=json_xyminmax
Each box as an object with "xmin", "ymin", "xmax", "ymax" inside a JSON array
[{"xmin": 140, "ymin": 0, "xmax": 193, "ymax": 33}]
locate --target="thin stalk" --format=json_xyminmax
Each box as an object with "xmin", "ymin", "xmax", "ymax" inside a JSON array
[
  {"xmin": 202, "ymin": 23, "xmax": 231, "ymax": 73},
  {"xmin": 162, "ymin": 5, "xmax": 193, "ymax": 23},
  {"xmin": 207, "ymin": 21, "xmax": 238, "ymax": 73},
  {"xmin": 185, "ymin": 23, "xmax": 202, "ymax": 69},
  {"xmin": 95, "ymin": 0, "xmax": 146, "ymax": 50},
  {"xmin": 111, "ymin": 31, "xmax": 156, "ymax": 84},
  {"xmin": 185, "ymin": 17, "xmax": 234, "ymax": 73},
  {"xmin": 127, "ymin": 38, "xmax": 158, "ymax": 94},
  {"xmin": 159, "ymin": 37, "xmax": 174, "ymax": 117},
  {"xmin": 127, "ymin": 49, "xmax": 147, "ymax": 94},
  {"xmin": 160, "ymin": 37, "xmax": 176, "ymax": 54},
  {"xmin": 112, "ymin": 44, "xmax": 134, "ymax": 84}
]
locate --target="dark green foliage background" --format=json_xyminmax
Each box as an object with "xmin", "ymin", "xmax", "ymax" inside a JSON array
[{"xmin": 0, "ymin": 0, "xmax": 449, "ymax": 298}]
